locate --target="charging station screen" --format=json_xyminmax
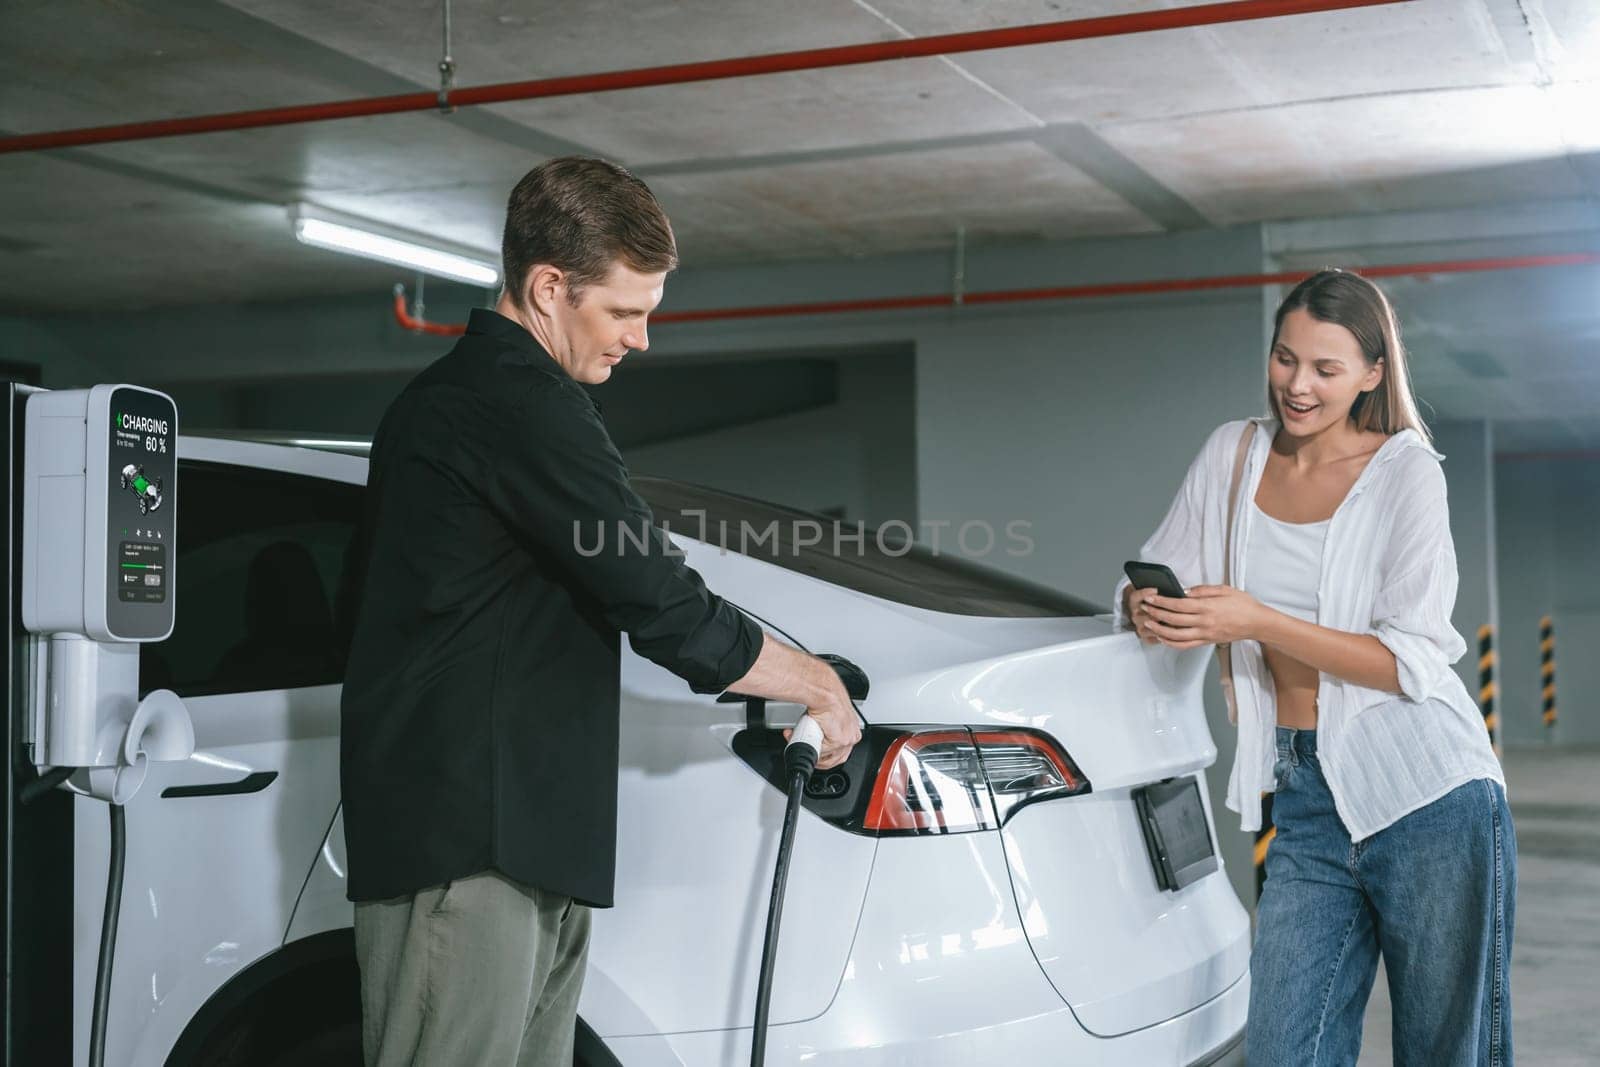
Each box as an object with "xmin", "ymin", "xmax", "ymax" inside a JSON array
[
  {"xmin": 106, "ymin": 387, "xmax": 176, "ymax": 639},
  {"xmin": 118, "ymin": 540, "xmax": 166, "ymax": 603}
]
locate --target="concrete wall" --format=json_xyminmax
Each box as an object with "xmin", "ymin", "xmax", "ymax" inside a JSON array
[
  {"xmin": 624, "ymin": 348, "xmax": 916, "ymax": 527},
  {"xmin": 914, "ymin": 296, "xmax": 1263, "ymax": 599},
  {"xmin": 1495, "ymin": 454, "xmax": 1600, "ymax": 747},
  {"xmin": 1431, "ymin": 420, "xmax": 1497, "ymax": 727},
  {"xmin": 34, "ymin": 284, "xmax": 492, "ymax": 388},
  {"xmin": 0, "ymin": 315, "xmax": 108, "ymax": 387}
]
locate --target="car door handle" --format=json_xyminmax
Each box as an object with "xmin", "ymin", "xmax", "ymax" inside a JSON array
[{"xmin": 160, "ymin": 771, "xmax": 278, "ymax": 799}]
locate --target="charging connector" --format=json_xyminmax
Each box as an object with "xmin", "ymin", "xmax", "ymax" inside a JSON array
[{"xmin": 782, "ymin": 715, "xmax": 823, "ymax": 780}]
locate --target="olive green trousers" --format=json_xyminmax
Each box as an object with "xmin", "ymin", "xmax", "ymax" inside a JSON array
[{"xmin": 354, "ymin": 869, "xmax": 591, "ymax": 1067}]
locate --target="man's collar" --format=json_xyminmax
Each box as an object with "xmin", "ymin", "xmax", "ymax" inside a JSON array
[
  {"xmin": 465, "ymin": 307, "xmax": 603, "ymax": 413},
  {"xmin": 466, "ymin": 308, "xmax": 565, "ymax": 378}
]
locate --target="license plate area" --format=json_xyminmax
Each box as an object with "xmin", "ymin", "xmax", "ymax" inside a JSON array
[{"xmin": 1133, "ymin": 776, "xmax": 1217, "ymax": 891}]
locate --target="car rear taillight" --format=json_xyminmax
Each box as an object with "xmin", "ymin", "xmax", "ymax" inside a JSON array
[
  {"xmin": 862, "ymin": 730, "xmax": 990, "ymax": 834},
  {"xmin": 972, "ymin": 729, "xmax": 1089, "ymax": 823},
  {"xmin": 861, "ymin": 727, "xmax": 1090, "ymax": 835}
]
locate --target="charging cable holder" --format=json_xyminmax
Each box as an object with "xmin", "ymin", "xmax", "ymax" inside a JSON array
[{"xmin": 42, "ymin": 637, "xmax": 193, "ymax": 804}]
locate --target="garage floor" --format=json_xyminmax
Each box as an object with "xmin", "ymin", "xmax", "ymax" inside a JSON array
[{"xmin": 1356, "ymin": 745, "xmax": 1600, "ymax": 1066}]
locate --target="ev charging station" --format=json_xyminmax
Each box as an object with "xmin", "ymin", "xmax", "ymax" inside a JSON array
[
  {"xmin": 8, "ymin": 384, "xmax": 194, "ymax": 1066},
  {"xmin": 23, "ymin": 385, "xmax": 192, "ymax": 801}
]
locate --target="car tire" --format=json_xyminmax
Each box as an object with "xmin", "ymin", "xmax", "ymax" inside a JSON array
[
  {"xmin": 575, "ymin": 1016, "xmax": 624, "ymax": 1067},
  {"xmin": 259, "ymin": 1019, "xmax": 362, "ymax": 1067},
  {"xmin": 167, "ymin": 936, "xmax": 363, "ymax": 1067}
]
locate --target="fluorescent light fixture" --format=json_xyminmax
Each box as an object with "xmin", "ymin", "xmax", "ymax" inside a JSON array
[
  {"xmin": 1548, "ymin": 81, "xmax": 1600, "ymax": 153},
  {"xmin": 288, "ymin": 204, "xmax": 500, "ymax": 287}
]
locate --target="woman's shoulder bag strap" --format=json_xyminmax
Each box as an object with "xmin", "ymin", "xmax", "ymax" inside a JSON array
[{"xmin": 1218, "ymin": 421, "xmax": 1257, "ymax": 723}]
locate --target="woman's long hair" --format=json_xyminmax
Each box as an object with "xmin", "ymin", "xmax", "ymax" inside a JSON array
[{"xmin": 1269, "ymin": 269, "xmax": 1431, "ymax": 443}]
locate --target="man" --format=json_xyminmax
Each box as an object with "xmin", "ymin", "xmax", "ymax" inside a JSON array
[{"xmin": 340, "ymin": 157, "xmax": 860, "ymax": 1066}]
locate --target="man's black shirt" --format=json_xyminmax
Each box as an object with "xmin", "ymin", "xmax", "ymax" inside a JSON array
[{"xmin": 341, "ymin": 309, "xmax": 763, "ymax": 906}]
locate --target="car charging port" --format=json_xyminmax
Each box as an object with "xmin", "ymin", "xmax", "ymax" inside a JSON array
[{"xmin": 805, "ymin": 768, "xmax": 851, "ymax": 800}]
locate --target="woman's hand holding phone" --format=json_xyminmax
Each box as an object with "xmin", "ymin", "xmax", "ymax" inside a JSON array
[
  {"xmin": 1143, "ymin": 585, "xmax": 1267, "ymax": 649},
  {"xmin": 1123, "ymin": 561, "xmax": 1266, "ymax": 648},
  {"xmin": 1126, "ymin": 585, "xmax": 1165, "ymax": 645},
  {"xmin": 1123, "ymin": 561, "xmax": 1187, "ymax": 646}
]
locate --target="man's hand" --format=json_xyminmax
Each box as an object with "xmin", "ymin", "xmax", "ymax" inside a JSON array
[
  {"xmin": 731, "ymin": 633, "xmax": 863, "ymax": 769},
  {"xmin": 1142, "ymin": 585, "xmax": 1268, "ymax": 650},
  {"xmin": 786, "ymin": 683, "xmax": 862, "ymax": 770}
]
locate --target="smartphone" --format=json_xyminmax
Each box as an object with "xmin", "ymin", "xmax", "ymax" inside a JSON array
[{"xmin": 1123, "ymin": 560, "xmax": 1186, "ymax": 598}]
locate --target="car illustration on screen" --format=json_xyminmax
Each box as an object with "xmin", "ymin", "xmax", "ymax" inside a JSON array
[{"xmin": 120, "ymin": 463, "xmax": 164, "ymax": 514}]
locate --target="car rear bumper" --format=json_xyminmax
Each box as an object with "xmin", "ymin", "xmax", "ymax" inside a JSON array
[
  {"xmin": 604, "ymin": 970, "xmax": 1249, "ymax": 1065},
  {"xmin": 1000, "ymin": 774, "xmax": 1253, "ymax": 1035},
  {"xmin": 600, "ymin": 830, "xmax": 1249, "ymax": 1065}
]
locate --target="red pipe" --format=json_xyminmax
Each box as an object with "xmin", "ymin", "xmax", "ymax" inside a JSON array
[
  {"xmin": 393, "ymin": 252, "xmax": 1600, "ymax": 335},
  {"xmin": 393, "ymin": 290, "xmax": 468, "ymax": 336},
  {"xmin": 0, "ymin": 0, "xmax": 1407, "ymax": 155}
]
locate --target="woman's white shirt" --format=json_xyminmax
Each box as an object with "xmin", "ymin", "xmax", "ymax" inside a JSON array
[
  {"xmin": 1242, "ymin": 504, "xmax": 1326, "ymax": 623},
  {"xmin": 1112, "ymin": 418, "xmax": 1504, "ymax": 840}
]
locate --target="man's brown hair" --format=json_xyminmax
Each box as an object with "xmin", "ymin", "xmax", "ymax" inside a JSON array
[{"xmin": 502, "ymin": 157, "xmax": 677, "ymax": 307}]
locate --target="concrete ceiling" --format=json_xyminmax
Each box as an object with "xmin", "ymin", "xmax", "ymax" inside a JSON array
[{"xmin": 2, "ymin": 0, "xmax": 1598, "ymax": 448}]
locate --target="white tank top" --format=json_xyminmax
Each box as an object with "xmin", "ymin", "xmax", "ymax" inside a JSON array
[{"xmin": 1242, "ymin": 502, "xmax": 1327, "ymax": 623}]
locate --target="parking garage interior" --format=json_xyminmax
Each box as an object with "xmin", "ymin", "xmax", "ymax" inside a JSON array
[{"xmin": 3, "ymin": 1, "xmax": 1598, "ymax": 1065}]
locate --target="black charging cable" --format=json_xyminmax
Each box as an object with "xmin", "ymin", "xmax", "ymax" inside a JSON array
[
  {"xmin": 750, "ymin": 719, "xmax": 822, "ymax": 1067},
  {"xmin": 89, "ymin": 803, "xmax": 124, "ymax": 1067},
  {"xmin": 19, "ymin": 767, "xmax": 123, "ymax": 1067},
  {"xmin": 18, "ymin": 764, "xmax": 74, "ymax": 805},
  {"xmin": 725, "ymin": 601, "xmax": 868, "ymax": 1065}
]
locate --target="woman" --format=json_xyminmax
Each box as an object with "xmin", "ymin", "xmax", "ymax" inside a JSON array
[{"xmin": 1116, "ymin": 269, "xmax": 1514, "ymax": 1066}]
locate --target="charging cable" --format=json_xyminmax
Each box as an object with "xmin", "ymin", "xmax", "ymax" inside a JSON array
[
  {"xmin": 724, "ymin": 601, "xmax": 865, "ymax": 1063},
  {"xmin": 750, "ymin": 715, "xmax": 824, "ymax": 1067},
  {"xmin": 89, "ymin": 803, "xmax": 124, "ymax": 1067},
  {"xmin": 20, "ymin": 767, "xmax": 124, "ymax": 1067}
]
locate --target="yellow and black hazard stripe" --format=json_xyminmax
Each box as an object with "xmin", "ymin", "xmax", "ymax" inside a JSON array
[
  {"xmin": 1477, "ymin": 624, "xmax": 1497, "ymax": 748},
  {"xmin": 1541, "ymin": 615, "xmax": 1557, "ymax": 730},
  {"xmin": 1254, "ymin": 793, "xmax": 1275, "ymax": 899}
]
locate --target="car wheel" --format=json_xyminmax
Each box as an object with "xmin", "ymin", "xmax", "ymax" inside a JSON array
[{"xmin": 259, "ymin": 1019, "xmax": 362, "ymax": 1067}]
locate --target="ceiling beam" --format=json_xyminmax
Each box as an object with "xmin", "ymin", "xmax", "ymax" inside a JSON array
[
  {"xmin": 637, "ymin": 121, "xmax": 1209, "ymax": 231},
  {"xmin": 1033, "ymin": 124, "xmax": 1210, "ymax": 231},
  {"xmin": 136, "ymin": 0, "xmax": 596, "ymax": 160}
]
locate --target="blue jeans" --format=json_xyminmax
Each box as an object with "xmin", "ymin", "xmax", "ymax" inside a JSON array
[{"xmin": 1246, "ymin": 728, "xmax": 1516, "ymax": 1066}]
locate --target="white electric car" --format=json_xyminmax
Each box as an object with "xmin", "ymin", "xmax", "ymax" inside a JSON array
[{"xmin": 73, "ymin": 434, "xmax": 1249, "ymax": 1066}]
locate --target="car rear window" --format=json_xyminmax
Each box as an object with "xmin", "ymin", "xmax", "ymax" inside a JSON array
[
  {"xmin": 633, "ymin": 477, "xmax": 1100, "ymax": 619},
  {"xmin": 139, "ymin": 461, "xmax": 361, "ymax": 697}
]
